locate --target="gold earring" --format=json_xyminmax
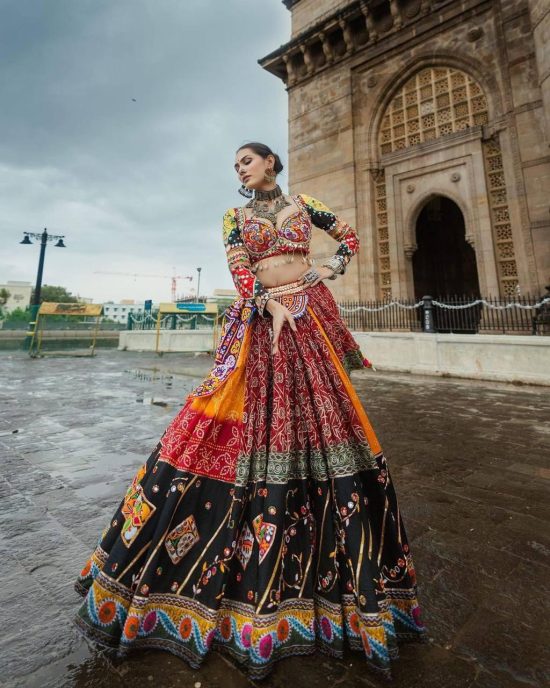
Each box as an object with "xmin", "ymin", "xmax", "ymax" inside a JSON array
[{"xmin": 264, "ymin": 168, "xmax": 276, "ymax": 183}]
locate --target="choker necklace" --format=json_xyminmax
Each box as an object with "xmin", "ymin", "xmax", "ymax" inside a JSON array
[
  {"xmin": 252, "ymin": 184, "xmax": 283, "ymax": 201},
  {"xmin": 245, "ymin": 184, "xmax": 291, "ymax": 224}
]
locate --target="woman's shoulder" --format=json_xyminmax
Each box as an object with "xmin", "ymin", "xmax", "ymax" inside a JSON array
[
  {"xmin": 223, "ymin": 202, "xmax": 252, "ymax": 215},
  {"xmin": 294, "ymin": 193, "xmax": 331, "ymax": 212}
]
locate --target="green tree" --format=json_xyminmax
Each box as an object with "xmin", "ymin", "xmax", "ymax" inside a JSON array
[
  {"xmin": 31, "ymin": 284, "xmax": 78, "ymax": 304},
  {"xmin": 0, "ymin": 288, "xmax": 10, "ymax": 306},
  {"xmin": 4, "ymin": 307, "xmax": 31, "ymax": 323},
  {"xmin": 0, "ymin": 288, "xmax": 10, "ymax": 319}
]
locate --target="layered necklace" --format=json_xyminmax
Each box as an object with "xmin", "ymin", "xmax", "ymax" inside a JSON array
[{"xmin": 245, "ymin": 184, "xmax": 291, "ymax": 225}]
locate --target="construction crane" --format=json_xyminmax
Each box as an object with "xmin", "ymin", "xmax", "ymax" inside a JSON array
[{"xmin": 94, "ymin": 270, "xmax": 194, "ymax": 302}]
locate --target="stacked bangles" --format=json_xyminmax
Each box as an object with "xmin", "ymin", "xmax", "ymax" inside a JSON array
[
  {"xmin": 257, "ymin": 290, "xmax": 272, "ymax": 318},
  {"xmin": 321, "ymin": 254, "xmax": 347, "ymax": 280}
]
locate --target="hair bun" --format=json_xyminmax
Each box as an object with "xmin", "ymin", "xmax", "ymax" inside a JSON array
[
  {"xmin": 273, "ymin": 153, "xmax": 284, "ymax": 174},
  {"xmin": 236, "ymin": 142, "xmax": 284, "ymax": 176}
]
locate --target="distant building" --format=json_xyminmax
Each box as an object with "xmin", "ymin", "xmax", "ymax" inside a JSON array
[
  {"xmin": 102, "ymin": 300, "xmax": 145, "ymax": 324},
  {"xmin": 0, "ymin": 281, "xmax": 32, "ymax": 313},
  {"xmin": 212, "ymin": 289, "xmax": 238, "ymax": 298},
  {"xmin": 211, "ymin": 288, "xmax": 238, "ymax": 309}
]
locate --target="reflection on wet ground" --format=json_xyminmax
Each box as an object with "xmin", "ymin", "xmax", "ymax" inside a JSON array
[
  {"xmin": 124, "ymin": 368, "xmax": 174, "ymax": 387},
  {"xmin": 0, "ymin": 350, "xmax": 548, "ymax": 687}
]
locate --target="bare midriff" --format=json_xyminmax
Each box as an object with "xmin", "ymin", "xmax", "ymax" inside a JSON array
[{"xmin": 251, "ymin": 255, "xmax": 312, "ymax": 288}]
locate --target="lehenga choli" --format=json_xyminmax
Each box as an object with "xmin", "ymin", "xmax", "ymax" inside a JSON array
[{"xmin": 74, "ymin": 193, "xmax": 428, "ymax": 680}]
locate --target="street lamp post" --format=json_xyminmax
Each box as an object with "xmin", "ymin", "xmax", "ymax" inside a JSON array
[
  {"xmin": 196, "ymin": 267, "xmax": 202, "ymax": 303},
  {"xmin": 20, "ymin": 228, "xmax": 66, "ymax": 351}
]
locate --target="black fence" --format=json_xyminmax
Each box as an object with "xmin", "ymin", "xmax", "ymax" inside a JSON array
[
  {"xmin": 338, "ymin": 298, "xmax": 423, "ymax": 332},
  {"xmin": 338, "ymin": 294, "xmax": 550, "ymax": 335}
]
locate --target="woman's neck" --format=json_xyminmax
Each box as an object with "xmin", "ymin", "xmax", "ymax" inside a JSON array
[{"xmin": 253, "ymin": 184, "xmax": 283, "ymax": 200}]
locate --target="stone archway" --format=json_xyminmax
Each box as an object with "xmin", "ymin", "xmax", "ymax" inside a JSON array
[
  {"xmin": 412, "ymin": 196, "xmax": 480, "ymax": 300},
  {"xmin": 371, "ymin": 64, "xmax": 519, "ymax": 300}
]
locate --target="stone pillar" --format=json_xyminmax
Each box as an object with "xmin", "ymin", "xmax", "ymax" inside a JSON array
[
  {"xmin": 528, "ymin": 0, "xmax": 550, "ymax": 141},
  {"xmin": 360, "ymin": 1, "xmax": 378, "ymax": 43},
  {"xmin": 300, "ymin": 44, "xmax": 314, "ymax": 77},
  {"xmin": 282, "ymin": 54, "xmax": 296, "ymax": 87},
  {"xmin": 339, "ymin": 19, "xmax": 354, "ymax": 55},
  {"xmin": 319, "ymin": 32, "xmax": 334, "ymax": 66},
  {"xmin": 389, "ymin": 0, "xmax": 403, "ymax": 29}
]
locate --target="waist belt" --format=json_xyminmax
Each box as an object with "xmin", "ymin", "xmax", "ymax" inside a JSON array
[{"xmin": 266, "ymin": 279, "xmax": 309, "ymax": 318}]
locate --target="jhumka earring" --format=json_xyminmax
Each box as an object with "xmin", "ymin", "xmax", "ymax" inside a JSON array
[
  {"xmin": 238, "ymin": 184, "xmax": 253, "ymax": 198},
  {"xmin": 263, "ymin": 168, "xmax": 277, "ymax": 183}
]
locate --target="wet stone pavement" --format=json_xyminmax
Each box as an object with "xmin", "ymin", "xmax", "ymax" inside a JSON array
[{"xmin": 0, "ymin": 349, "xmax": 548, "ymax": 688}]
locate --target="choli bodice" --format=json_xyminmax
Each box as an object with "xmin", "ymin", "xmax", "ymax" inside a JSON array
[
  {"xmin": 223, "ymin": 193, "xmax": 359, "ymax": 300},
  {"xmin": 235, "ymin": 196, "xmax": 311, "ymax": 264}
]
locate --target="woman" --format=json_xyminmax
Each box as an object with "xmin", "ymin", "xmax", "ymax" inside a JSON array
[{"xmin": 75, "ymin": 142, "xmax": 427, "ymax": 681}]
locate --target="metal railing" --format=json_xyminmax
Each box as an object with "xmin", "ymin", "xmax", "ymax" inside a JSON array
[
  {"xmin": 338, "ymin": 294, "xmax": 550, "ymax": 334},
  {"xmin": 338, "ymin": 298, "xmax": 423, "ymax": 332}
]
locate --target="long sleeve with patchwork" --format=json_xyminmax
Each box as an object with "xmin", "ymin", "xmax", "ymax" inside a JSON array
[
  {"xmin": 222, "ymin": 207, "xmax": 266, "ymax": 299},
  {"xmin": 297, "ymin": 194, "xmax": 359, "ymax": 268}
]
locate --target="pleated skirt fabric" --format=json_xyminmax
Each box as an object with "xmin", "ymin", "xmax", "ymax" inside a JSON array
[{"xmin": 74, "ymin": 281, "xmax": 428, "ymax": 681}]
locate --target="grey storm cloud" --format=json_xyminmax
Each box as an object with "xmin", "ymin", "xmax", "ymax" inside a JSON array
[{"xmin": 0, "ymin": 0, "xmax": 290, "ymax": 302}]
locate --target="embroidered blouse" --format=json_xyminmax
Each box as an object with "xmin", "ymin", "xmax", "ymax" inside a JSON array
[{"xmin": 222, "ymin": 193, "xmax": 359, "ymax": 299}]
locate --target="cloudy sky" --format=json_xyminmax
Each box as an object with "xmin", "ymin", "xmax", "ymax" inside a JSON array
[{"xmin": 0, "ymin": 0, "xmax": 290, "ymax": 303}]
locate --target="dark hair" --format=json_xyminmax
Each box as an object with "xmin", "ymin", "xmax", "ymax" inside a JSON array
[{"xmin": 236, "ymin": 141, "xmax": 284, "ymax": 175}]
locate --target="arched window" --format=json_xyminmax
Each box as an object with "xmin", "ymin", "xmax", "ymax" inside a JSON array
[{"xmin": 379, "ymin": 67, "xmax": 489, "ymax": 155}]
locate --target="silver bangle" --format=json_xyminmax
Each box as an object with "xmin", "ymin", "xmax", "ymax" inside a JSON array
[
  {"xmin": 257, "ymin": 291, "xmax": 272, "ymax": 318},
  {"xmin": 322, "ymin": 255, "xmax": 346, "ymax": 279}
]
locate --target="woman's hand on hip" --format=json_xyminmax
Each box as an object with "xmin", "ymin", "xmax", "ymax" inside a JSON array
[
  {"xmin": 301, "ymin": 265, "xmax": 334, "ymax": 287},
  {"xmin": 265, "ymin": 299, "xmax": 297, "ymax": 356}
]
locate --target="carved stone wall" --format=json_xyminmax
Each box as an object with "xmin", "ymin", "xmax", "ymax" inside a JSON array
[{"xmin": 261, "ymin": 0, "xmax": 550, "ymax": 300}]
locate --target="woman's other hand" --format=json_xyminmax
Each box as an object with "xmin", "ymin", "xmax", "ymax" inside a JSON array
[
  {"xmin": 300, "ymin": 265, "xmax": 334, "ymax": 287},
  {"xmin": 265, "ymin": 299, "xmax": 297, "ymax": 356}
]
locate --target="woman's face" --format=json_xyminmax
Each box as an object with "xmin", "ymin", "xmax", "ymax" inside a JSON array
[{"xmin": 234, "ymin": 148, "xmax": 275, "ymax": 189}]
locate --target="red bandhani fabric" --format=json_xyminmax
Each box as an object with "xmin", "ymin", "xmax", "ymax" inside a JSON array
[{"xmin": 159, "ymin": 282, "xmax": 371, "ymax": 482}]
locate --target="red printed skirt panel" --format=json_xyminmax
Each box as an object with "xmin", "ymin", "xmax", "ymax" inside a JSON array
[{"xmin": 158, "ymin": 282, "xmax": 375, "ymax": 483}]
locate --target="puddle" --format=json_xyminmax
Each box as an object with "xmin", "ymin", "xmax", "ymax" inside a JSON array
[
  {"xmin": 124, "ymin": 368, "xmax": 174, "ymax": 388},
  {"xmin": 135, "ymin": 394, "xmax": 170, "ymax": 407},
  {"xmin": 126, "ymin": 368, "xmax": 190, "ymax": 408}
]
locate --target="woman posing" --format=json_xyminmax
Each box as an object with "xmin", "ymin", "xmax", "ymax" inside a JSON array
[{"xmin": 75, "ymin": 142, "xmax": 428, "ymax": 681}]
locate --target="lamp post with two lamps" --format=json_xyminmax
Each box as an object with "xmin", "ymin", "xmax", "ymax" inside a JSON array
[{"xmin": 20, "ymin": 227, "xmax": 66, "ymax": 351}]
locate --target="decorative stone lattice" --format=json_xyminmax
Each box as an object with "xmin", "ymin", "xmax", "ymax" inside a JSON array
[
  {"xmin": 375, "ymin": 66, "xmax": 518, "ymax": 298},
  {"xmin": 379, "ymin": 67, "xmax": 489, "ymax": 155},
  {"xmin": 374, "ymin": 170, "xmax": 392, "ymax": 299},
  {"xmin": 482, "ymin": 138, "xmax": 519, "ymax": 296}
]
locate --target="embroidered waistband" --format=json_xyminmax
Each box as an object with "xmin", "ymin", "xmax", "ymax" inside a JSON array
[{"xmin": 266, "ymin": 279, "xmax": 306, "ymax": 298}]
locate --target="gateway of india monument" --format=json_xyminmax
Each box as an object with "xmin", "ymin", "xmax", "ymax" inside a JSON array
[{"xmin": 259, "ymin": 0, "xmax": 550, "ymax": 303}]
